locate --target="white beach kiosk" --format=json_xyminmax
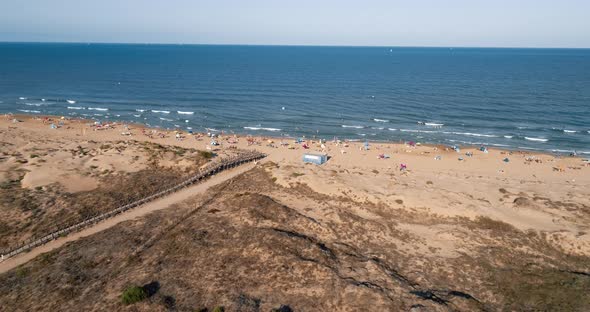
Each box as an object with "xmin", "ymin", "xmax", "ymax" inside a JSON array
[{"xmin": 302, "ymin": 152, "xmax": 328, "ymax": 165}]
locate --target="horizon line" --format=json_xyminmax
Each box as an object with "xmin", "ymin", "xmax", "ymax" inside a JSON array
[{"xmin": 1, "ymin": 40, "xmax": 589, "ymax": 50}]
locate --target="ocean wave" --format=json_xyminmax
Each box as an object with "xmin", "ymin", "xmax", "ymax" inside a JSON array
[
  {"xmin": 244, "ymin": 126, "xmax": 281, "ymax": 132},
  {"xmin": 159, "ymin": 117, "xmax": 173, "ymax": 121},
  {"xmin": 88, "ymin": 107, "xmax": 108, "ymax": 111},
  {"xmin": 342, "ymin": 125, "xmax": 365, "ymax": 129},
  {"xmin": 136, "ymin": 109, "xmax": 146, "ymax": 112},
  {"xmin": 525, "ymin": 137, "xmax": 548, "ymax": 142},
  {"xmin": 17, "ymin": 109, "xmax": 41, "ymax": 113},
  {"xmin": 133, "ymin": 114, "xmax": 141, "ymax": 117},
  {"xmin": 206, "ymin": 128, "xmax": 220, "ymax": 132},
  {"xmin": 151, "ymin": 110, "xmax": 170, "ymax": 114},
  {"xmin": 504, "ymin": 135, "xmax": 513, "ymax": 139},
  {"xmin": 449, "ymin": 132, "xmax": 498, "ymax": 138},
  {"xmin": 177, "ymin": 111, "xmax": 194, "ymax": 115},
  {"xmin": 425, "ymin": 122, "xmax": 444, "ymax": 127},
  {"xmin": 373, "ymin": 118, "xmax": 389, "ymax": 123},
  {"xmin": 24, "ymin": 103, "xmax": 42, "ymax": 106},
  {"xmin": 67, "ymin": 106, "xmax": 85, "ymax": 110},
  {"xmin": 563, "ymin": 130, "xmax": 577, "ymax": 133},
  {"xmin": 400, "ymin": 129, "xmax": 438, "ymax": 133},
  {"xmin": 66, "ymin": 100, "xmax": 76, "ymax": 104},
  {"xmin": 18, "ymin": 97, "xmax": 26, "ymax": 100},
  {"xmin": 388, "ymin": 128, "xmax": 398, "ymax": 131},
  {"xmin": 187, "ymin": 127, "xmax": 193, "ymax": 130},
  {"xmin": 371, "ymin": 127, "xmax": 384, "ymax": 130}
]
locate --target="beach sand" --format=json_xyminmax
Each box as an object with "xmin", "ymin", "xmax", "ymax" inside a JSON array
[{"xmin": 1, "ymin": 114, "xmax": 590, "ymax": 310}]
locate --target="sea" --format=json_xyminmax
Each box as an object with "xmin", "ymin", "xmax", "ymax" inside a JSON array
[{"xmin": 1, "ymin": 43, "xmax": 589, "ymax": 154}]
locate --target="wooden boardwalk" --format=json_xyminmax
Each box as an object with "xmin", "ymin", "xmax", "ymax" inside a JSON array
[{"xmin": 0, "ymin": 151, "xmax": 265, "ymax": 263}]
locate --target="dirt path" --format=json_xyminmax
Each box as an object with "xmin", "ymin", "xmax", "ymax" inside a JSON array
[{"xmin": 0, "ymin": 163, "xmax": 256, "ymax": 274}]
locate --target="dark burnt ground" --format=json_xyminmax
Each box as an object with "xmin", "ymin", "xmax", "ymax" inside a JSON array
[{"xmin": 1, "ymin": 164, "xmax": 589, "ymax": 311}]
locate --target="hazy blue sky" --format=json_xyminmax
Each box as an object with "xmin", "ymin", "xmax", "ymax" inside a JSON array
[{"xmin": 1, "ymin": 0, "xmax": 589, "ymax": 47}]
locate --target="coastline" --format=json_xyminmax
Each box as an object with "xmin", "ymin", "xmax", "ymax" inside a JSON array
[{"xmin": 4, "ymin": 113, "xmax": 585, "ymax": 160}]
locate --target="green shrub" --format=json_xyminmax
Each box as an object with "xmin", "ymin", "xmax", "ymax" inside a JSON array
[
  {"xmin": 212, "ymin": 307, "xmax": 225, "ymax": 312},
  {"xmin": 198, "ymin": 150, "xmax": 214, "ymax": 159},
  {"xmin": 121, "ymin": 286, "xmax": 147, "ymax": 305}
]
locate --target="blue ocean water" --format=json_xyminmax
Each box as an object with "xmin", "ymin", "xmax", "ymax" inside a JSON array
[{"xmin": 1, "ymin": 43, "xmax": 589, "ymax": 153}]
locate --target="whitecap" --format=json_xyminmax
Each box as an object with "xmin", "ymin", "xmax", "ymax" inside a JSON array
[
  {"xmin": 151, "ymin": 110, "xmax": 170, "ymax": 114},
  {"xmin": 177, "ymin": 111, "xmax": 194, "ymax": 115},
  {"xmin": 504, "ymin": 135, "xmax": 513, "ymax": 139},
  {"xmin": 400, "ymin": 129, "xmax": 438, "ymax": 133},
  {"xmin": 449, "ymin": 132, "xmax": 498, "ymax": 138},
  {"xmin": 133, "ymin": 114, "xmax": 141, "ymax": 117},
  {"xmin": 24, "ymin": 103, "xmax": 42, "ymax": 106},
  {"xmin": 388, "ymin": 128, "xmax": 397, "ymax": 131},
  {"xmin": 17, "ymin": 109, "xmax": 41, "ymax": 113},
  {"xmin": 342, "ymin": 125, "xmax": 365, "ymax": 129},
  {"xmin": 563, "ymin": 130, "xmax": 577, "ymax": 133},
  {"xmin": 244, "ymin": 126, "xmax": 281, "ymax": 132},
  {"xmin": 88, "ymin": 107, "xmax": 109, "ymax": 111},
  {"xmin": 159, "ymin": 117, "xmax": 173, "ymax": 121},
  {"xmin": 185, "ymin": 120, "xmax": 189, "ymax": 123},
  {"xmin": 425, "ymin": 122, "xmax": 444, "ymax": 127},
  {"xmin": 373, "ymin": 118, "xmax": 389, "ymax": 123},
  {"xmin": 67, "ymin": 106, "xmax": 85, "ymax": 110},
  {"xmin": 187, "ymin": 127, "xmax": 193, "ymax": 130},
  {"xmin": 525, "ymin": 137, "xmax": 548, "ymax": 142},
  {"xmin": 136, "ymin": 109, "xmax": 146, "ymax": 112},
  {"xmin": 66, "ymin": 100, "xmax": 76, "ymax": 104},
  {"xmin": 18, "ymin": 97, "xmax": 26, "ymax": 100}
]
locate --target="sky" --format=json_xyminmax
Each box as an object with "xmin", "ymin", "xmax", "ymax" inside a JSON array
[{"xmin": 1, "ymin": 0, "xmax": 589, "ymax": 48}]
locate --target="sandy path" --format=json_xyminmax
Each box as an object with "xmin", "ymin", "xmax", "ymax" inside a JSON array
[{"xmin": 0, "ymin": 162, "xmax": 256, "ymax": 274}]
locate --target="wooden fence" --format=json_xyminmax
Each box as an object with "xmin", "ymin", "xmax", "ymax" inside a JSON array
[{"xmin": 0, "ymin": 150, "xmax": 265, "ymax": 262}]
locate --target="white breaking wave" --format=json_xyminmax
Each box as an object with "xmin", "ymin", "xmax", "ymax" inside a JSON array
[
  {"xmin": 88, "ymin": 107, "xmax": 108, "ymax": 111},
  {"xmin": 449, "ymin": 132, "xmax": 498, "ymax": 138},
  {"xmin": 425, "ymin": 122, "xmax": 444, "ymax": 127},
  {"xmin": 151, "ymin": 110, "xmax": 170, "ymax": 114},
  {"xmin": 19, "ymin": 97, "xmax": 26, "ymax": 100},
  {"xmin": 177, "ymin": 111, "xmax": 194, "ymax": 115},
  {"xmin": 388, "ymin": 128, "xmax": 398, "ymax": 131},
  {"xmin": 17, "ymin": 109, "xmax": 41, "ymax": 113},
  {"xmin": 563, "ymin": 130, "xmax": 577, "ymax": 133},
  {"xmin": 342, "ymin": 125, "xmax": 365, "ymax": 129},
  {"xmin": 400, "ymin": 129, "xmax": 438, "ymax": 133},
  {"xmin": 373, "ymin": 118, "xmax": 389, "ymax": 123},
  {"xmin": 24, "ymin": 103, "xmax": 42, "ymax": 106},
  {"xmin": 67, "ymin": 106, "xmax": 85, "ymax": 110},
  {"xmin": 136, "ymin": 109, "xmax": 146, "ymax": 112},
  {"xmin": 133, "ymin": 114, "xmax": 141, "ymax": 117},
  {"xmin": 244, "ymin": 126, "xmax": 281, "ymax": 132},
  {"xmin": 159, "ymin": 117, "xmax": 173, "ymax": 121},
  {"xmin": 504, "ymin": 135, "xmax": 513, "ymax": 139},
  {"xmin": 66, "ymin": 100, "xmax": 76, "ymax": 104},
  {"xmin": 525, "ymin": 137, "xmax": 548, "ymax": 142}
]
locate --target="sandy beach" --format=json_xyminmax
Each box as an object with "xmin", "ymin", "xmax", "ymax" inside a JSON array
[{"xmin": 1, "ymin": 113, "xmax": 590, "ymax": 310}]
